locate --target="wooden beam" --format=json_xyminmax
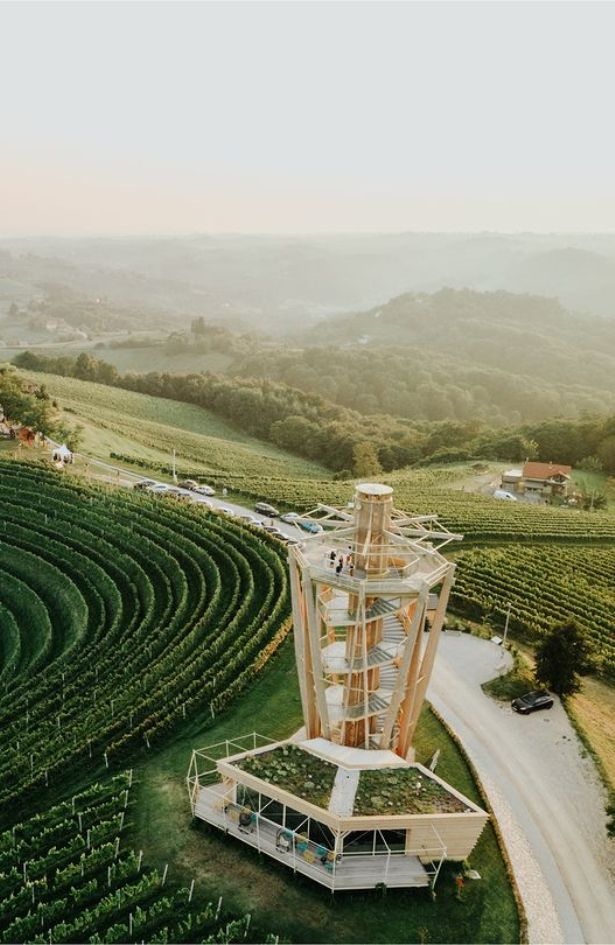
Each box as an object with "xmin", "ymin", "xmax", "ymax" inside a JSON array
[
  {"xmin": 402, "ymin": 567, "xmax": 455, "ymax": 753},
  {"xmin": 378, "ymin": 585, "xmax": 428, "ymax": 750},
  {"xmin": 303, "ymin": 571, "xmax": 331, "ymax": 739}
]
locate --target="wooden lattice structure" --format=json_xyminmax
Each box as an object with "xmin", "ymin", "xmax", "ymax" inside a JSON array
[{"xmin": 289, "ymin": 483, "xmax": 461, "ymax": 757}]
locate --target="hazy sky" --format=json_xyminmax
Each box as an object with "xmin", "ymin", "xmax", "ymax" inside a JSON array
[{"xmin": 1, "ymin": 1, "xmax": 614, "ymax": 235}]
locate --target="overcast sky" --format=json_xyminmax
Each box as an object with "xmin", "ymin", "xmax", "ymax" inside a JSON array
[{"xmin": 1, "ymin": 1, "xmax": 614, "ymax": 236}]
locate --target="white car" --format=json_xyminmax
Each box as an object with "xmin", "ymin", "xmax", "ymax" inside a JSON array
[
  {"xmin": 493, "ymin": 489, "xmax": 518, "ymax": 501},
  {"xmin": 280, "ymin": 511, "xmax": 300, "ymax": 523},
  {"xmin": 146, "ymin": 483, "xmax": 170, "ymax": 495},
  {"xmin": 194, "ymin": 485, "xmax": 216, "ymax": 496},
  {"xmin": 238, "ymin": 514, "xmax": 261, "ymax": 526}
]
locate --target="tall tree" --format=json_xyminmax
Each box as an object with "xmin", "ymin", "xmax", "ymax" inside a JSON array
[
  {"xmin": 535, "ymin": 622, "xmax": 594, "ymax": 697},
  {"xmin": 352, "ymin": 441, "xmax": 382, "ymax": 478}
]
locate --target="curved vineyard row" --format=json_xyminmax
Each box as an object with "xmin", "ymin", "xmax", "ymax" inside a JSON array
[
  {"xmin": 0, "ymin": 459, "xmax": 291, "ymax": 825},
  {"xmin": 452, "ymin": 545, "xmax": 615, "ymax": 676},
  {"xmin": 0, "ymin": 772, "xmax": 276, "ymax": 944}
]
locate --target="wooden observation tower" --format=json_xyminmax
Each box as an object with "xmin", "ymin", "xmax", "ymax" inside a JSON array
[{"xmin": 288, "ymin": 483, "xmax": 461, "ymax": 758}]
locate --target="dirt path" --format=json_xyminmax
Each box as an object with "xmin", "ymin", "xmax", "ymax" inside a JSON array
[{"xmin": 429, "ymin": 634, "xmax": 615, "ymax": 945}]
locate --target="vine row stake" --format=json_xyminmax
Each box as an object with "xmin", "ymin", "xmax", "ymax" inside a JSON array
[
  {"xmin": 215, "ymin": 896, "xmax": 223, "ymax": 920},
  {"xmin": 104, "ymin": 752, "xmax": 109, "ymax": 769},
  {"xmin": 137, "ymin": 849, "xmax": 143, "ymax": 873},
  {"xmin": 129, "ymin": 912, "xmax": 133, "ymax": 937},
  {"xmin": 162, "ymin": 863, "xmax": 168, "ymax": 886},
  {"xmin": 78, "ymin": 812, "xmax": 83, "ymax": 832},
  {"xmin": 115, "ymin": 836, "xmax": 120, "ymax": 859},
  {"xmin": 188, "ymin": 878, "xmax": 195, "ymax": 903},
  {"xmin": 128, "ymin": 768, "xmax": 133, "ymax": 787},
  {"xmin": 108, "ymin": 865, "xmax": 112, "ymax": 887}
]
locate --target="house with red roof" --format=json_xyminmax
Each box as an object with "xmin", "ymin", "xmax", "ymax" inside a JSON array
[{"xmin": 522, "ymin": 461, "xmax": 572, "ymax": 497}]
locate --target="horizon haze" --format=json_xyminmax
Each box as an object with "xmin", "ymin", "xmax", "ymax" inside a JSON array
[{"xmin": 2, "ymin": 1, "xmax": 615, "ymax": 235}]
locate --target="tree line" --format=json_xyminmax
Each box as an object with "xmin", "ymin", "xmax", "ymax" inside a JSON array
[{"xmin": 11, "ymin": 351, "xmax": 615, "ymax": 476}]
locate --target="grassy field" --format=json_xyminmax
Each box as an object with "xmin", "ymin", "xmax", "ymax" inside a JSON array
[
  {"xmin": 571, "ymin": 468, "xmax": 615, "ymax": 509},
  {"xmin": 2, "ymin": 342, "xmax": 236, "ymax": 375},
  {"xmin": 571, "ymin": 677, "xmax": 615, "ymax": 789},
  {"xmin": 132, "ymin": 640, "xmax": 520, "ymax": 945}
]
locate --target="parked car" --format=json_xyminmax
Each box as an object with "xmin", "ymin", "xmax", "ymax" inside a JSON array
[
  {"xmin": 261, "ymin": 524, "xmax": 279, "ymax": 533},
  {"xmin": 238, "ymin": 514, "xmax": 262, "ymax": 527},
  {"xmin": 494, "ymin": 489, "xmax": 518, "ymax": 501},
  {"xmin": 280, "ymin": 511, "xmax": 300, "ymax": 523},
  {"xmin": 146, "ymin": 483, "xmax": 170, "ymax": 495},
  {"xmin": 511, "ymin": 690, "xmax": 554, "ymax": 714},
  {"xmin": 193, "ymin": 484, "xmax": 216, "ymax": 496},
  {"xmin": 178, "ymin": 479, "xmax": 199, "ymax": 490},
  {"xmin": 134, "ymin": 479, "xmax": 156, "ymax": 490},
  {"xmin": 268, "ymin": 528, "xmax": 287, "ymax": 540},
  {"xmin": 165, "ymin": 487, "xmax": 191, "ymax": 501},
  {"xmin": 297, "ymin": 520, "xmax": 323, "ymax": 534},
  {"xmin": 255, "ymin": 501, "xmax": 280, "ymax": 517}
]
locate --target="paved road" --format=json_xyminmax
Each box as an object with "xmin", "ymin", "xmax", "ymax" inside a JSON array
[
  {"xmin": 54, "ymin": 446, "xmax": 308, "ymax": 538},
  {"xmin": 429, "ymin": 634, "xmax": 615, "ymax": 945},
  {"xmin": 58, "ymin": 450, "xmax": 615, "ymax": 942}
]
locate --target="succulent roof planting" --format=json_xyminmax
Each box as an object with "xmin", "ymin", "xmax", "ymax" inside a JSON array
[
  {"xmin": 353, "ymin": 767, "xmax": 467, "ymax": 816},
  {"xmin": 235, "ymin": 744, "xmax": 337, "ymax": 809}
]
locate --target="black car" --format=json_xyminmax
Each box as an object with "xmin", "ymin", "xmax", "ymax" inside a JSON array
[{"xmin": 511, "ymin": 690, "xmax": 554, "ymax": 714}]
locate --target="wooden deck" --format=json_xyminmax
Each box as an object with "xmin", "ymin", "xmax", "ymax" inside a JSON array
[{"xmin": 194, "ymin": 784, "xmax": 430, "ymax": 891}]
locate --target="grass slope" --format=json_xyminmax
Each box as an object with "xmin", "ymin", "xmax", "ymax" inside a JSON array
[
  {"xmin": 133, "ymin": 641, "xmax": 519, "ymax": 945},
  {"xmin": 25, "ymin": 371, "xmax": 330, "ymax": 481}
]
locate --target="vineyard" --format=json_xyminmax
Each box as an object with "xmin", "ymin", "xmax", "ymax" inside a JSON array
[
  {"xmin": 452, "ymin": 545, "xmax": 615, "ymax": 677},
  {"xmin": 0, "ymin": 772, "xmax": 276, "ymax": 944},
  {"xmin": 0, "ymin": 457, "xmax": 290, "ymax": 825}
]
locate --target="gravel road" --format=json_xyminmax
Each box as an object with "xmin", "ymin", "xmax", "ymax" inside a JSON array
[{"xmin": 429, "ymin": 634, "xmax": 615, "ymax": 945}]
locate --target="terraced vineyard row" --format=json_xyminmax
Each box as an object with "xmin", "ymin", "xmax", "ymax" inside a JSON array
[
  {"xmin": 0, "ymin": 458, "xmax": 290, "ymax": 824},
  {"xmin": 452, "ymin": 545, "xmax": 615, "ymax": 676},
  {"xmin": 0, "ymin": 772, "xmax": 276, "ymax": 944}
]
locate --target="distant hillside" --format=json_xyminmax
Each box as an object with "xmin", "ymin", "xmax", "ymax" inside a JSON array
[
  {"xmin": 3, "ymin": 232, "xmax": 615, "ymax": 334},
  {"xmin": 237, "ymin": 288, "xmax": 615, "ymax": 423}
]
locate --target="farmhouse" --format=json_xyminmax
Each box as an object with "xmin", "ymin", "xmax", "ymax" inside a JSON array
[
  {"xmin": 501, "ymin": 461, "xmax": 572, "ymax": 498},
  {"xmin": 188, "ymin": 483, "xmax": 488, "ymax": 891}
]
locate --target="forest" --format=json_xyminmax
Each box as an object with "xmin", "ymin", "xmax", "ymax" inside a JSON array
[{"xmin": 11, "ymin": 352, "xmax": 615, "ymax": 477}]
